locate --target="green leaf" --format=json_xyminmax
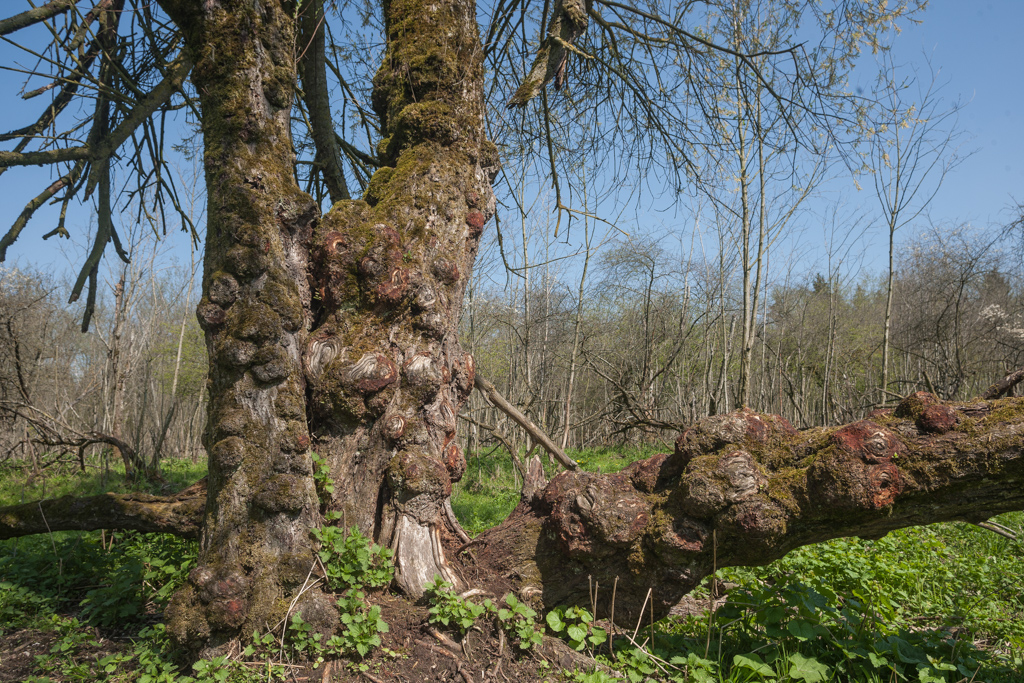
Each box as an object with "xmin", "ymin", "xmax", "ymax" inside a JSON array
[
  {"xmin": 546, "ymin": 610, "xmax": 565, "ymax": 632},
  {"xmin": 787, "ymin": 619, "xmax": 817, "ymax": 641},
  {"xmin": 868, "ymin": 651, "xmax": 889, "ymax": 668},
  {"xmin": 733, "ymin": 653, "xmax": 775, "ymax": 676},
  {"xmin": 787, "ymin": 652, "xmax": 830, "ymax": 682}
]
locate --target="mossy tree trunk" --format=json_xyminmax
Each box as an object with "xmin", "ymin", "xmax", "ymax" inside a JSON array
[
  {"xmin": 154, "ymin": 0, "xmax": 493, "ymax": 655},
  {"xmin": 303, "ymin": 0, "xmax": 494, "ymax": 597},
  {"xmin": 157, "ymin": 0, "xmax": 328, "ymax": 656},
  {"xmin": 471, "ymin": 394, "xmax": 1024, "ymax": 626}
]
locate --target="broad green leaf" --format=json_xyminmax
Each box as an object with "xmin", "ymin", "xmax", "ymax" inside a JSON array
[
  {"xmin": 733, "ymin": 653, "xmax": 775, "ymax": 676},
  {"xmin": 787, "ymin": 619, "xmax": 817, "ymax": 641},
  {"xmin": 868, "ymin": 652, "xmax": 889, "ymax": 668},
  {"xmin": 788, "ymin": 652, "xmax": 830, "ymax": 683},
  {"xmin": 548, "ymin": 610, "xmax": 565, "ymax": 634}
]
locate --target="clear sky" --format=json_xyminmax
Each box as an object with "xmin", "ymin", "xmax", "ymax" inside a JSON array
[
  {"xmin": 0, "ymin": 1, "xmax": 1020, "ymax": 277},
  {"xmin": 879, "ymin": 0, "xmax": 1022, "ymax": 228}
]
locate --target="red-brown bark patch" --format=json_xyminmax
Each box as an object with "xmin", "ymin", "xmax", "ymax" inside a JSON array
[
  {"xmin": 830, "ymin": 420, "xmax": 904, "ymax": 463},
  {"xmin": 466, "ymin": 211, "xmax": 485, "ymax": 236},
  {"xmin": 376, "ymin": 268, "xmax": 409, "ymax": 304},
  {"xmin": 443, "ymin": 439, "xmax": 465, "ymax": 482},
  {"xmin": 352, "ymin": 355, "xmax": 399, "ymax": 393},
  {"xmin": 623, "ymin": 452, "xmax": 670, "ymax": 492},
  {"xmin": 916, "ymin": 404, "xmax": 959, "ymax": 434}
]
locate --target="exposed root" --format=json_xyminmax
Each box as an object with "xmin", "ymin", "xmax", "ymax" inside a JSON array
[
  {"xmin": 427, "ymin": 627, "xmax": 462, "ymax": 655},
  {"xmin": 416, "ymin": 637, "xmax": 475, "ymax": 683}
]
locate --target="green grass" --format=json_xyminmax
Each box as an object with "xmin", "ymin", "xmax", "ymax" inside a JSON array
[
  {"xmin": 0, "ymin": 457, "xmax": 203, "ymax": 636},
  {"xmin": 0, "ymin": 455, "xmax": 207, "ymax": 505},
  {"xmin": 638, "ymin": 516, "xmax": 1024, "ymax": 682}
]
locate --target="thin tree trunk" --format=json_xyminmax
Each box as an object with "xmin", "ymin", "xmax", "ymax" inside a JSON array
[
  {"xmin": 561, "ymin": 221, "xmax": 593, "ymax": 450},
  {"xmin": 882, "ymin": 220, "xmax": 896, "ymax": 404}
]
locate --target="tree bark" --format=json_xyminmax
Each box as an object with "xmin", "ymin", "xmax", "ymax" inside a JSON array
[
  {"xmin": 471, "ymin": 393, "xmax": 1024, "ymax": 626},
  {"xmin": 150, "ymin": 0, "xmax": 496, "ymax": 655},
  {"xmin": 302, "ymin": 0, "xmax": 495, "ymax": 601},
  {"xmin": 159, "ymin": 0, "xmax": 327, "ymax": 657}
]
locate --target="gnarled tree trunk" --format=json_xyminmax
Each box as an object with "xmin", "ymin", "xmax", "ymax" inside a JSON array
[
  {"xmin": 152, "ymin": 0, "xmax": 493, "ymax": 656},
  {"xmin": 472, "ymin": 393, "xmax": 1024, "ymax": 626},
  {"xmin": 158, "ymin": 0, "xmax": 326, "ymax": 656},
  {"xmin": 305, "ymin": 0, "xmax": 494, "ymax": 600}
]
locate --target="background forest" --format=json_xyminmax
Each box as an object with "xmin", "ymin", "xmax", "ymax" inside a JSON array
[{"xmin": 1, "ymin": 218, "xmax": 1020, "ymax": 478}]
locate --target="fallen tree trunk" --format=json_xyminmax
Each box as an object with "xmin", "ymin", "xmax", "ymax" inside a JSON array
[
  {"xmin": 0, "ymin": 479, "xmax": 206, "ymax": 540},
  {"xmin": 471, "ymin": 393, "xmax": 1024, "ymax": 625},
  {"xmin": 983, "ymin": 368, "xmax": 1024, "ymax": 399},
  {"xmin": 3, "ymin": 395, "xmax": 1023, "ymax": 628}
]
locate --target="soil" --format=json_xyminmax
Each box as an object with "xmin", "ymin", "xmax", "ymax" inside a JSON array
[
  {"xmin": 0, "ymin": 620, "xmax": 141, "ymax": 683},
  {"xmin": 0, "ymin": 629, "xmax": 57, "ymax": 682},
  {"xmin": 0, "ymin": 595, "xmax": 613, "ymax": 683}
]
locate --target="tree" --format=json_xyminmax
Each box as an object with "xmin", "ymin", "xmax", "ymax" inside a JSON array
[
  {"xmin": 869, "ymin": 56, "xmax": 962, "ymax": 404},
  {"xmin": 7, "ymin": 0, "xmax": 1015, "ymax": 664}
]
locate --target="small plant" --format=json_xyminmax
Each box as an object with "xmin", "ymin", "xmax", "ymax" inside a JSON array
[
  {"xmin": 611, "ymin": 646, "xmax": 662, "ymax": 683},
  {"xmin": 191, "ymin": 655, "xmax": 235, "ymax": 683},
  {"xmin": 425, "ymin": 577, "xmax": 486, "ymax": 634},
  {"xmin": 132, "ymin": 624, "xmax": 193, "ymax": 683},
  {"xmin": 78, "ymin": 557, "xmax": 144, "ymax": 626},
  {"xmin": 546, "ymin": 605, "xmax": 607, "ymax": 653},
  {"xmin": 310, "ymin": 452, "xmax": 334, "ymax": 504},
  {"xmin": 287, "ymin": 612, "xmax": 326, "ymax": 667},
  {"xmin": 497, "ymin": 593, "xmax": 543, "ymax": 650},
  {"xmin": 0, "ymin": 580, "xmax": 53, "ymax": 631},
  {"xmin": 191, "ymin": 651, "xmax": 286, "ymax": 683},
  {"xmin": 566, "ymin": 668, "xmax": 622, "ymax": 683},
  {"xmin": 332, "ymin": 590, "xmax": 390, "ymax": 658},
  {"xmin": 311, "ymin": 525, "xmax": 394, "ymax": 591}
]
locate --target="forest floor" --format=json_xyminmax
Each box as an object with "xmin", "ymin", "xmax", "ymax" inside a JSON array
[{"xmin": 1, "ymin": 446, "xmax": 1023, "ymax": 682}]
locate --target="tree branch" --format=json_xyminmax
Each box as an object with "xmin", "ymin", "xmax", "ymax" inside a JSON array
[
  {"xmin": 0, "ymin": 479, "xmax": 206, "ymax": 540},
  {"xmin": 0, "ymin": 0, "xmax": 79, "ymax": 37},
  {"xmin": 0, "ymin": 52, "xmax": 191, "ymax": 171},
  {"xmin": 982, "ymin": 368, "xmax": 1024, "ymax": 400},
  {"xmin": 472, "ymin": 395, "xmax": 1024, "ymax": 625},
  {"xmin": 508, "ymin": 0, "xmax": 591, "ymax": 107},
  {"xmin": 474, "ymin": 374, "xmax": 580, "ymax": 471},
  {"xmin": 298, "ymin": 0, "xmax": 349, "ymax": 203}
]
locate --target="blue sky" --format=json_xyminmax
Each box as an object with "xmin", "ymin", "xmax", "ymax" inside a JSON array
[
  {"xmin": 0, "ymin": 1, "xmax": 1020, "ymax": 279},
  {"xmin": 881, "ymin": 1, "xmax": 1022, "ymax": 226}
]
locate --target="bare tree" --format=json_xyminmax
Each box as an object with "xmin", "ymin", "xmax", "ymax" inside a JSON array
[{"xmin": 871, "ymin": 56, "xmax": 963, "ymax": 403}]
